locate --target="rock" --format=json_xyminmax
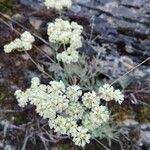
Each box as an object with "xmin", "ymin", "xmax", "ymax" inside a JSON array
[
  {"xmin": 96, "ymin": 0, "xmax": 117, "ymax": 5},
  {"xmin": 29, "ymin": 17, "xmax": 43, "ymax": 30},
  {"xmin": 75, "ymin": 0, "xmax": 90, "ymax": 4},
  {"xmin": 12, "ymin": 13, "xmax": 25, "ymax": 22},
  {"xmin": 140, "ymin": 131, "xmax": 150, "ymax": 146},
  {"xmin": 121, "ymin": 0, "xmax": 146, "ymax": 8},
  {"xmin": 133, "ymin": 70, "xmax": 146, "ymax": 78},
  {"xmin": 20, "ymin": 0, "xmax": 44, "ymax": 9},
  {"xmin": 123, "ymin": 119, "xmax": 139, "ymax": 126},
  {"xmin": 140, "ymin": 123, "xmax": 150, "ymax": 130},
  {"xmin": 4, "ymin": 144, "xmax": 16, "ymax": 150},
  {"xmin": 41, "ymin": 45, "xmax": 53, "ymax": 56},
  {"xmin": 120, "ymin": 56, "xmax": 134, "ymax": 69},
  {"xmin": 21, "ymin": 54, "xmax": 30, "ymax": 60},
  {"xmin": 100, "ymin": 1, "xmax": 118, "ymax": 12},
  {"xmin": 70, "ymin": 5, "xmax": 81, "ymax": 13},
  {"xmin": 0, "ymin": 141, "xmax": 3, "ymax": 148}
]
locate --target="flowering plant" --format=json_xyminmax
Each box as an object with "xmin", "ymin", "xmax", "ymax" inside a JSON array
[
  {"xmin": 44, "ymin": 0, "xmax": 72, "ymax": 10},
  {"xmin": 3, "ymin": 0, "xmax": 124, "ymax": 148},
  {"xmin": 15, "ymin": 78, "xmax": 123, "ymax": 147}
]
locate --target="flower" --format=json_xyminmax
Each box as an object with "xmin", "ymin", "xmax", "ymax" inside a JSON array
[
  {"xmin": 48, "ymin": 19, "xmax": 71, "ymax": 44},
  {"xmin": 83, "ymin": 113, "xmax": 100, "ymax": 131},
  {"xmin": 99, "ymin": 84, "xmax": 124, "ymax": 104},
  {"xmin": 92, "ymin": 106, "xmax": 109, "ymax": 122},
  {"xmin": 36, "ymin": 101, "xmax": 56, "ymax": 119},
  {"xmin": 113, "ymin": 89, "xmax": 124, "ymax": 104},
  {"xmin": 14, "ymin": 89, "xmax": 29, "ymax": 107},
  {"xmin": 99, "ymin": 84, "xmax": 114, "ymax": 101},
  {"xmin": 50, "ymin": 93, "xmax": 69, "ymax": 113},
  {"xmin": 82, "ymin": 91, "xmax": 100, "ymax": 109},
  {"xmin": 71, "ymin": 127, "xmax": 91, "ymax": 147},
  {"xmin": 47, "ymin": 19, "xmax": 83, "ymax": 63},
  {"xmin": 83, "ymin": 106, "xmax": 109, "ymax": 131},
  {"xmin": 21, "ymin": 31, "xmax": 35, "ymax": 43},
  {"xmin": 65, "ymin": 102, "xmax": 85, "ymax": 119},
  {"xmin": 15, "ymin": 78, "xmax": 123, "ymax": 147},
  {"xmin": 56, "ymin": 50, "xmax": 79, "ymax": 64},
  {"xmin": 66, "ymin": 85, "xmax": 82, "ymax": 102},
  {"xmin": 4, "ymin": 38, "xmax": 22, "ymax": 53},
  {"xmin": 4, "ymin": 31, "xmax": 35, "ymax": 53},
  {"xmin": 49, "ymin": 115, "xmax": 77, "ymax": 134},
  {"xmin": 48, "ymin": 80, "xmax": 65, "ymax": 94},
  {"xmin": 31, "ymin": 77, "xmax": 40, "ymax": 88},
  {"xmin": 44, "ymin": 0, "xmax": 72, "ymax": 10}
]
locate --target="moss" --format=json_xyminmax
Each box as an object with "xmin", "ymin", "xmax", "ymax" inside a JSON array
[
  {"xmin": 50, "ymin": 141, "xmax": 75, "ymax": 150},
  {"xmin": 59, "ymin": 143, "xmax": 72, "ymax": 150},
  {"xmin": 112, "ymin": 104, "xmax": 131, "ymax": 121},
  {"xmin": 135, "ymin": 105, "xmax": 150, "ymax": 123},
  {"xmin": 0, "ymin": 0, "xmax": 18, "ymax": 14},
  {"xmin": 0, "ymin": 93, "xmax": 4, "ymax": 101},
  {"xmin": 14, "ymin": 115, "xmax": 24, "ymax": 125}
]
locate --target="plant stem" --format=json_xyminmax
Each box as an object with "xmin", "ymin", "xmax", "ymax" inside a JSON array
[
  {"xmin": 110, "ymin": 57, "xmax": 150, "ymax": 85},
  {"xmin": 94, "ymin": 138, "xmax": 110, "ymax": 150}
]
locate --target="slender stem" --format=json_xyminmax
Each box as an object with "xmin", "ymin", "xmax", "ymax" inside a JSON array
[
  {"xmin": 89, "ymin": 16, "xmax": 95, "ymax": 41},
  {"xmin": 24, "ymin": 50, "xmax": 55, "ymax": 80},
  {"xmin": 0, "ymin": 11, "xmax": 58, "ymax": 58},
  {"xmin": 33, "ymin": 45, "xmax": 56, "ymax": 63},
  {"xmin": 110, "ymin": 57, "xmax": 150, "ymax": 85},
  {"xmin": 0, "ymin": 109, "xmax": 23, "ymax": 113},
  {"xmin": 0, "ymin": 12, "xmax": 49, "ymax": 44},
  {"xmin": 0, "ymin": 14, "xmax": 56, "ymax": 63},
  {"xmin": 94, "ymin": 138, "xmax": 110, "ymax": 150},
  {"xmin": 0, "ymin": 15, "xmax": 55, "ymax": 80},
  {"xmin": 125, "ymin": 90, "xmax": 150, "ymax": 93}
]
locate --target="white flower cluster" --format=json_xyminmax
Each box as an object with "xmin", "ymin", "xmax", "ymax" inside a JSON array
[
  {"xmin": 72, "ymin": 127, "xmax": 91, "ymax": 147},
  {"xmin": 47, "ymin": 19, "xmax": 83, "ymax": 63},
  {"xmin": 4, "ymin": 31, "xmax": 35, "ymax": 53},
  {"xmin": 99, "ymin": 84, "xmax": 124, "ymax": 104},
  {"xmin": 83, "ymin": 106, "xmax": 109, "ymax": 131},
  {"xmin": 44, "ymin": 0, "xmax": 72, "ymax": 10},
  {"xmin": 82, "ymin": 91, "xmax": 100, "ymax": 109},
  {"xmin": 15, "ymin": 78, "xmax": 124, "ymax": 147}
]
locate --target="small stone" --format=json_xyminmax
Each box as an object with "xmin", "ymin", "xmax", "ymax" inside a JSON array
[
  {"xmin": 133, "ymin": 70, "xmax": 145, "ymax": 77},
  {"xmin": 29, "ymin": 17, "xmax": 43, "ymax": 30},
  {"xmin": 4, "ymin": 144, "xmax": 16, "ymax": 150},
  {"xmin": 121, "ymin": 0, "xmax": 145, "ymax": 7},
  {"xmin": 140, "ymin": 131, "xmax": 150, "ymax": 146},
  {"xmin": 120, "ymin": 56, "xmax": 134, "ymax": 69},
  {"xmin": 12, "ymin": 14, "xmax": 26, "ymax": 23},
  {"xmin": 75, "ymin": 0, "xmax": 90, "ymax": 4},
  {"xmin": 123, "ymin": 119, "xmax": 139, "ymax": 126},
  {"xmin": 140, "ymin": 123, "xmax": 150, "ymax": 130},
  {"xmin": 0, "ymin": 141, "xmax": 3, "ymax": 148},
  {"xmin": 20, "ymin": 0, "xmax": 44, "ymax": 9},
  {"xmin": 41, "ymin": 45, "xmax": 53, "ymax": 56},
  {"xmin": 71, "ymin": 5, "xmax": 81, "ymax": 13},
  {"xmin": 21, "ymin": 54, "xmax": 30, "ymax": 60},
  {"xmin": 125, "ymin": 45, "xmax": 134, "ymax": 53},
  {"xmin": 12, "ymin": 14, "xmax": 23, "ymax": 20}
]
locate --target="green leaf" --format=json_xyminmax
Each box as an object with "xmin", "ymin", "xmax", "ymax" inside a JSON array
[{"xmin": 37, "ymin": 63, "xmax": 45, "ymax": 73}]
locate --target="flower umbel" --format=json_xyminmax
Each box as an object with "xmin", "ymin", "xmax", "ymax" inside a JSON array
[
  {"xmin": 47, "ymin": 19, "xmax": 83, "ymax": 63},
  {"xmin": 71, "ymin": 127, "xmax": 91, "ymax": 147},
  {"xmin": 99, "ymin": 84, "xmax": 124, "ymax": 104},
  {"xmin": 44, "ymin": 0, "xmax": 72, "ymax": 10},
  {"xmin": 15, "ymin": 78, "xmax": 124, "ymax": 147},
  {"xmin": 4, "ymin": 31, "xmax": 35, "ymax": 53}
]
